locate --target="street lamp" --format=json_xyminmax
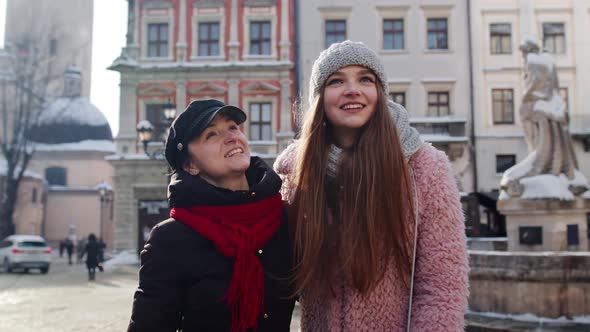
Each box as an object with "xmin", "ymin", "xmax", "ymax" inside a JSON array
[
  {"xmin": 163, "ymin": 99, "xmax": 177, "ymax": 123},
  {"xmin": 136, "ymin": 100, "xmax": 176, "ymax": 159},
  {"xmin": 97, "ymin": 181, "xmax": 111, "ymax": 241}
]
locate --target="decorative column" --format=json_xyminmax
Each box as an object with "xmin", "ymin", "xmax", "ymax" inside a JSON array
[
  {"xmin": 228, "ymin": 0, "xmax": 240, "ymax": 61},
  {"xmin": 116, "ymin": 76, "xmax": 138, "ymax": 155},
  {"xmin": 176, "ymin": 0, "xmax": 188, "ymax": 62},
  {"xmin": 276, "ymin": 78, "xmax": 294, "ymax": 152},
  {"xmin": 279, "ymin": 0, "xmax": 291, "ymax": 61},
  {"xmin": 228, "ymin": 79, "xmax": 240, "ymax": 106},
  {"xmin": 126, "ymin": 0, "xmax": 140, "ymax": 59},
  {"xmin": 176, "ymin": 80, "xmax": 187, "ymax": 114}
]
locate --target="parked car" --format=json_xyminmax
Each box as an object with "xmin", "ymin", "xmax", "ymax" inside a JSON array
[{"xmin": 0, "ymin": 235, "xmax": 51, "ymax": 274}]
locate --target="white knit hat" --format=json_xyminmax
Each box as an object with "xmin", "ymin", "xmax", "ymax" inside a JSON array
[
  {"xmin": 308, "ymin": 40, "xmax": 423, "ymax": 161},
  {"xmin": 309, "ymin": 40, "xmax": 389, "ymax": 106}
]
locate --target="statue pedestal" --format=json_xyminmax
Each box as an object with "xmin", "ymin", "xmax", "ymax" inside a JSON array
[{"xmin": 498, "ymin": 197, "xmax": 590, "ymax": 251}]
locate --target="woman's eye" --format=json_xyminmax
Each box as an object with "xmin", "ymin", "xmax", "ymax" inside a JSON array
[
  {"xmin": 360, "ymin": 76, "xmax": 375, "ymax": 83},
  {"xmin": 326, "ymin": 78, "xmax": 343, "ymax": 86},
  {"xmin": 229, "ymin": 124, "xmax": 238, "ymax": 130},
  {"xmin": 205, "ymin": 132, "xmax": 217, "ymax": 139}
]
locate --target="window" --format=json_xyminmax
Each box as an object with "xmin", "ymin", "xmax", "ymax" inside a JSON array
[
  {"xmin": 45, "ymin": 167, "xmax": 67, "ymax": 186},
  {"xmin": 543, "ymin": 23, "xmax": 565, "ymax": 54},
  {"xmin": 427, "ymin": 92, "xmax": 450, "ymax": 116},
  {"xmin": 492, "ymin": 89, "xmax": 514, "ymax": 124},
  {"xmin": 383, "ymin": 19, "xmax": 404, "ymax": 50},
  {"xmin": 496, "ymin": 155, "xmax": 516, "ymax": 174},
  {"xmin": 147, "ymin": 23, "xmax": 169, "ymax": 57},
  {"xmin": 427, "ymin": 18, "xmax": 448, "ymax": 50},
  {"xmin": 559, "ymin": 87, "xmax": 568, "ymax": 111},
  {"xmin": 146, "ymin": 104, "xmax": 170, "ymax": 141},
  {"xmin": 325, "ymin": 20, "xmax": 346, "ymax": 48},
  {"xmin": 198, "ymin": 22, "xmax": 220, "ymax": 56},
  {"xmin": 32, "ymin": 188, "xmax": 37, "ymax": 203},
  {"xmin": 490, "ymin": 23, "xmax": 511, "ymax": 54},
  {"xmin": 390, "ymin": 92, "xmax": 406, "ymax": 107},
  {"xmin": 249, "ymin": 21, "xmax": 271, "ymax": 55},
  {"xmin": 49, "ymin": 38, "xmax": 58, "ymax": 56},
  {"xmin": 249, "ymin": 103, "xmax": 272, "ymax": 141}
]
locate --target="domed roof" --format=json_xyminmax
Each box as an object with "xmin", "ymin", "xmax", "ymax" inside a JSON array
[
  {"xmin": 29, "ymin": 96, "xmax": 113, "ymax": 144},
  {"xmin": 29, "ymin": 67, "xmax": 113, "ymax": 146}
]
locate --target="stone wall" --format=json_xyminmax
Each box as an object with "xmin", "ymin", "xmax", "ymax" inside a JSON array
[
  {"xmin": 469, "ymin": 251, "xmax": 590, "ymax": 318},
  {"xmin": 109, "ymin": 158, "xmax": 168, "ymax": 252}
]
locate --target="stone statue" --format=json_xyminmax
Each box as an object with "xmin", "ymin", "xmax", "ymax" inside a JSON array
[{"xmin": 500, "ymin": 38, "xmax": 587, "ymax": 198}]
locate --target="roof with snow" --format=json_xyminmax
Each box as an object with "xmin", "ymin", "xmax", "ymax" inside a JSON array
[{"xmin": 28, "ymin": 96, "xmax": 113, "ymax": 145}]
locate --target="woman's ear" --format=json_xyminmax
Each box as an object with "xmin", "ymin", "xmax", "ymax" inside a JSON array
[{"xmin": 182, "ymin": 160, "xmax": 200, "ymax": 176}]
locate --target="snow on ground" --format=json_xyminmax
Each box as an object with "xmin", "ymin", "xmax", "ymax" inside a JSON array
[
  {"xmin": 102, "ymin": 251, "xmax": 139, "ymax": 272},
  {"xmin": 468, "ymin": 310, "xmax": 590, "ymax": 324}
]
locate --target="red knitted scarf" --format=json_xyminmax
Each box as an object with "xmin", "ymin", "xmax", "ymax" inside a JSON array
[{"xmin": 169, "ymin": 193, "xmax": 283, "ymax": 332}]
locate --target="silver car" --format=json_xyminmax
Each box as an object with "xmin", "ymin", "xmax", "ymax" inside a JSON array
[{"xmin": 0, "ymin": 234, "xmax": 52, "ymax": 274}]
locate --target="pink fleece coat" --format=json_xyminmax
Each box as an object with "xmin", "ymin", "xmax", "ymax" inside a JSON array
[{"xmin": 274, "ymin": 143, "xmax": 469, "ymax": 332}]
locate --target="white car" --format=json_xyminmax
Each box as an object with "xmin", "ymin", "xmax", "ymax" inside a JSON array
[{"xmin": 0, "ymin": 234, "xmax": 51, "ymax": 274}]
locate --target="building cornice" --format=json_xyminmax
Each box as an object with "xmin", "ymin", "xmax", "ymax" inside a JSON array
[
  {"xmin": 534, "ymin": 7, "xmax": 574, "ymax": 14},
  {"xmin": 481, "ymin": 8, "xmax": 520, "ymax": 15}
]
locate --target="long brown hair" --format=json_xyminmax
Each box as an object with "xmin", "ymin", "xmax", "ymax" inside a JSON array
[{"xmin": 291, "ymin": 80, "xmax": 415, "ymax": 296}]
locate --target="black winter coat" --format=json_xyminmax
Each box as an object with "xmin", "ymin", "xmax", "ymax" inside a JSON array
[
  {"xmin": 84, "ymin": 240, "xmax": 101, "ymax": 269},
  {"xmin": 127, "ymin": 157, "xmax": 295, "ymax": 332}
]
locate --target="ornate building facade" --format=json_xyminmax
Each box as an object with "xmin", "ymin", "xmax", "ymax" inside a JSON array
[{"xmin": 108, "ymin": 0, "xmax": 295, "ymax": 252}]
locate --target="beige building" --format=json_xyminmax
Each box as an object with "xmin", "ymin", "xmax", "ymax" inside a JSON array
[
  {"xmin": 109, "ymin": 0, "xmax": 296, "ymax": 253},
  {"xmin": 297, "ymin": 0, "xmax": 474, "ymax": 193},
  {"xmin": 0, "ymin": 165, "xmax": 46, "ymax": 236},
  {"xmin": 1, "ymin": 0, "xmax": 116, "ymax": 247},
  {"xmin": 26, "ymin": 69, "xmax": 115, "ymax": 247}
]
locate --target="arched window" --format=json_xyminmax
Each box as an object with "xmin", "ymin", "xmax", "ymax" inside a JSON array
[{"xmin": 45, "ymin": 167, "xmax": 67, "ymax": 186}]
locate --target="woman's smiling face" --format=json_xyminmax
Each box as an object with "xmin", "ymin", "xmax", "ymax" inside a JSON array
[
  {"xmin": 184, "ymin": 114, "xmax": 251, "ymax": 187},
  {"xmin": 322, "ymin": 65, "xmax": 378, "ymax": 146}
]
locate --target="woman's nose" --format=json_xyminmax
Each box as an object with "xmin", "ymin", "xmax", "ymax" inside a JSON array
[
  {"xmin": 343, "ymin": 82, "xmax": 361, "ymax": 96},
  {"xmin": 223, "ymin": 130, "xmax": 238, "ymax": 143}
]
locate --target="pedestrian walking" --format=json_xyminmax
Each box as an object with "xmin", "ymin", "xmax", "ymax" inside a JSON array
[
  {"xmin": 274, "ymin": 40, "xmax": 469, "ymax": 331},
  {"xmin": 97, "ymin": 238, "xmax": 106, "ymax": 272},
  {"xmin": 127, "ymin": 99, "xmax": 295, "ymax": 332},
  {"xmin": 81, "ymin": 234, "xmax": 101, "ymax": 281},
  {"xmin": 64, "ymin": 238, "xmax": 74, "ymax": 265},
  {"xmin": 59, "ymin": 238, "xmax": 66, "ymax": 258}
]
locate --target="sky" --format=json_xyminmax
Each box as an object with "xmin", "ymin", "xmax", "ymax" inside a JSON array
[
  {"xmin": 0, "ymin": 0, "xmax": 126, "ymax": 136},
  {"xmin": 90, "ymin": 0, "xmax": 127, "ymax": 136}
]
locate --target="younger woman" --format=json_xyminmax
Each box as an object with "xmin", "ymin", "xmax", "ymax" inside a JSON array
[
  {"xmin": 275, "ymin": 41, "xmax": 469, "ymax": 331},
  {"xmin": 128, "ymin": 99, "xmax": 295, "ymax": 332}
]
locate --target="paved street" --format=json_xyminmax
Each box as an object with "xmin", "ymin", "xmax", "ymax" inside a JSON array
[{"xmin": 0, "ymin": 253, "xmax": 301, "ymax": 332}]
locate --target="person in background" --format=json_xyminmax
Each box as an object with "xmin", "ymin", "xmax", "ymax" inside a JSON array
[
  {"xmin": 97, "ymin": 238, "xmax": 106, "ymax": 272},
  {"xmin": 128, "ymin": 99, "xmax": 295, "ymax": 332},
  {"xmin": 64, "ymin": 238, "xmax": 74, "ymax": 265},
  {"xmin": 81, "ymin": 234, "xmax": 101, "ymax": 281},
  {"xmin": 274, "ymin": 40, "xmax": 469, "ymax": 331}
]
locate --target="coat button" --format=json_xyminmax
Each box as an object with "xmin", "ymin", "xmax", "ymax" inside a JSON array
[
  {"xmin": 251, "ymin": 191, "xmax": 256, "ymax": 197},
  {"xmin": 258, "ymin": 249, "xmax": 263, "ymax": 255},
  {"xmin": 263, "ymin": 313, "xmax": 269, "ymax": 319}
]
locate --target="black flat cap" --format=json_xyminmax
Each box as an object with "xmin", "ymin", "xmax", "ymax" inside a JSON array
[{"xmin": 164, "ymin": 99, "xmax": 247, "ymax": 171}]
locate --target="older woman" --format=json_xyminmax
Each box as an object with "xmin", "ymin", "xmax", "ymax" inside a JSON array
[{"xmin": 128, "ymin": 99, "xmax": 295, "ymax": 332}]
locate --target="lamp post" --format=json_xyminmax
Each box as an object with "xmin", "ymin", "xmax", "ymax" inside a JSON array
[
  {"xmin": 97, "ymin": 182, "xmax": 110, "ymax": 241},
  {"xmin": 136, "ymin": 100, "xmax": 177, "ymax": 159}
]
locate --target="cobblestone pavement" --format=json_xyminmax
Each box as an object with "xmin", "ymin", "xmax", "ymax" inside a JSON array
[{"xmin": 0, "ymin": 254, "xmax": 301, "ymax": 332}]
